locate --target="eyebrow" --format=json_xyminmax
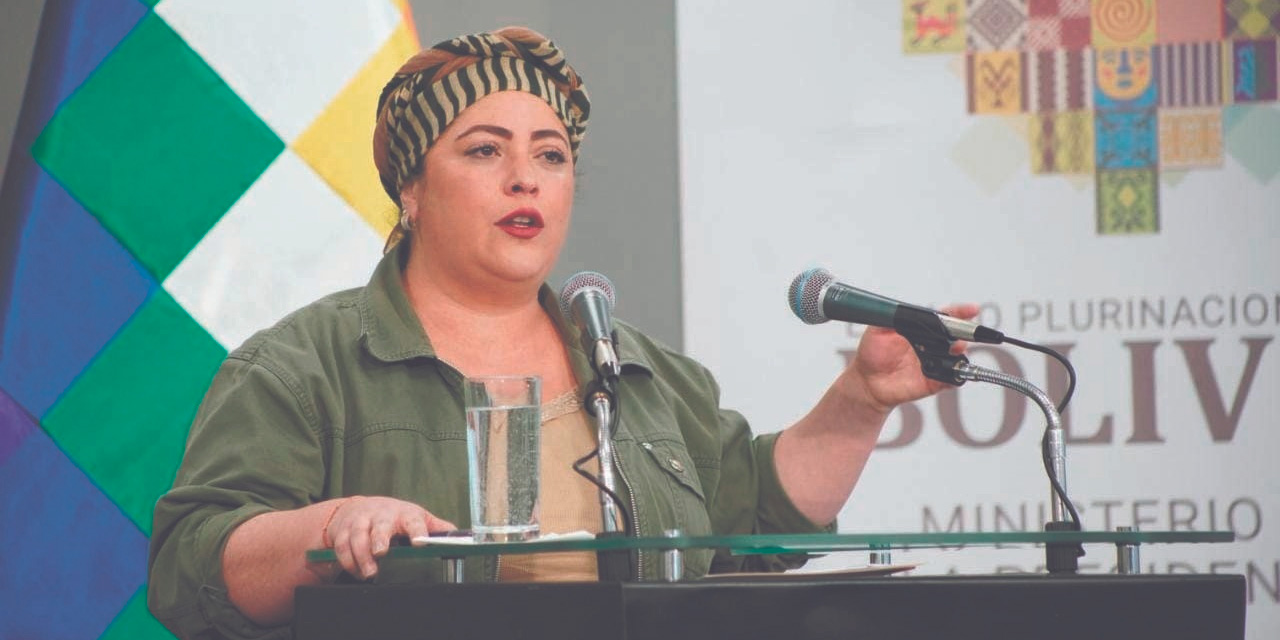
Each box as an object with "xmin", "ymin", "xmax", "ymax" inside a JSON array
[{"xmin": 454, "ymin": 124, "xmax": 568, "ymax": 146}]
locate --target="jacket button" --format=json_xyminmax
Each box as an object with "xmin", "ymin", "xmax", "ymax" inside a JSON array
[{"xmin": 669, "ymin": 459, "xmax": 684, "ymax": 472}]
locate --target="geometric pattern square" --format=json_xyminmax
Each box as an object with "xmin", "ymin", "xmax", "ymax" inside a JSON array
[
  {"xmin": 903, "ymin": 0, "xmax": 968, "ymax": 53},
  {"xmin": 967, "ymin": 50, "xmax": 1028, "ymax": 113},
  {"xmin": 1096, "ymin": 108, "xmax": 1158, "ymax": 168},
  {"xmin": 1159, "ymin": 108, "xmax": 1224, "ymax": 169},
  {"xmin": 0, "ymin": 171, "xmax": 155, "ymax": 419},
  {"xmin": 1225, "ymin": 0, "xmax": 1280, "ymax": 39},
  {"xmin": 40, "ymin": 289, "xmax": 227, "ymax": 534},
  {"xmin": 1095, "ymin": 45, "xmax": 1158, "ymax": 109},
  {"xmin": 1229, "ymin": 38, "xmax": 1280, "ymax": 103},
  {"xmin": 1027, "ymin": 0, "xmax": 1090, "ymax": 49},
  {"xmin": 1096, "ymin": 168, "xmax": 1159, "ymax": 234},
  {"xmin": 967, "ymin": 0, "xmax": 1029, "ymax": 50},
  {"xmin": 1027, "ymin": 48, "xmax": 1094, "ymax": 111},
  {"xmin": 1224, "ymin": 105, "xmax": 1280, "ymax": 183},
  {"xmin": 1157, "ymin": 0, "xmax": 1225, "ymax": 44},
  {"xmin": 0, "ymin": 429, "xmax": 149, "ymax": 640},
  {"xmin": 1155, "ymin": 42, "xmax": 1226, "ymax": 107},
  {"xmin": 30, "ymin": 13, "xmax": 284, "ymax": 280},
  {"xmin": 293, "ymin": 21, "xmax": 421, "ymax": 238},
  {"xmin": 156, "ymin": 0, "xmax": 402, "ymax": 141},
  {"xmin": 1091, "ymin": 0, "xmax": 1156, "ymax": 47},
  {"xmin": 1031, "ymin": 110, "xmax": 1096, "ymax": 173},
  {"xmin": 164, "ymin": 151, "xmax": 384, "ymax": 351}
]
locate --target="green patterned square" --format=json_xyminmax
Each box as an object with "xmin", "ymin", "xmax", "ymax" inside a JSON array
[
  {"xmin": 101, "ymin": 586, "xmax": 176, "ymax": 640},
  {"xmin": 31, "ymin": 13, "xmax": 283, "ymax": 280},
  {"xmin": 42, "ymin": 290, "xmax": 227, "ymax": 534},
  {"xmin": 1096, "ymin": 168, "xmax": 1160, "ymax": 235}
]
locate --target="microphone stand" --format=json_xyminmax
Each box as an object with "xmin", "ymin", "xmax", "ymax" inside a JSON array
[
  {"xmin": 898, "ymin": 309, "xmax": 1083, "ymax": 574},
  {"xmin": 583, "ymin": 340, "xmax": 632, "ymax": 582}
]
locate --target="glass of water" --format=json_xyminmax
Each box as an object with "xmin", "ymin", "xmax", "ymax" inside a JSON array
[{"xmin": 463, "ymin": 375, "xmax": 541, "ymax": 542}]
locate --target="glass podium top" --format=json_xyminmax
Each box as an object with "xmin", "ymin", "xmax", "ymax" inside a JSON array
[{"xmin": 305, "ymin": 530, "xmax": 1233, "ymax": 564}]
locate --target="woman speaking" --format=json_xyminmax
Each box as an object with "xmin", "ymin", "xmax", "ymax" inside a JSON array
[{"xmin": 147, "ymin": 26, "xmax": 976, "ymax": 639}]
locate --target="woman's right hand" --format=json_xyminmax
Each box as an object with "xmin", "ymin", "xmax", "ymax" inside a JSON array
[{"xmin": 323, "ymin": 496, "xmax": 456, "ymax": 580}]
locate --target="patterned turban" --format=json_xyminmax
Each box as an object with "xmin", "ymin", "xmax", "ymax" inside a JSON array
[{"xmin": 373, "ymin": 27, "xmax": 590, "ymax": 223}]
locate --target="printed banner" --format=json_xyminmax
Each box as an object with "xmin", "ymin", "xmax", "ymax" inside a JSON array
[{"xmin": 679, "ymin": 2, "xmax": 1280, "ymax": 639}]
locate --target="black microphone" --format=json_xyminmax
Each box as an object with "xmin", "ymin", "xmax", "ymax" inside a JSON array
[
  {"xmin": 559, "ymin": 271, "xmax": 622, "ymax": 378},
  {"xmin": 788, "ymin": 268, "xmax": 1004, "ymax": 344}
]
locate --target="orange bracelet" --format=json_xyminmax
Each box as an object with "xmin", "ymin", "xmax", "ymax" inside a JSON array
[{"xmin": 320, "ymin": 497, "xmax": 353, "ymax": 548}]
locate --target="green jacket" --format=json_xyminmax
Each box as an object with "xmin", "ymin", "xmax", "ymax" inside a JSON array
[{"xmin": 147, "ymin": 242, "xmax": 827, "ymax": 640}]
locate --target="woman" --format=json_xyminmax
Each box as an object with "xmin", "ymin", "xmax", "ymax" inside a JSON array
[{"xmin": 147, "ymin": 27, "xmax": 976, "ymax": 639}]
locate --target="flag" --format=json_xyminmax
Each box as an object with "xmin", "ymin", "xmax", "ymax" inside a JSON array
[{"xmin": 0, "ymin": 1, "xmax": 420, "ymax": 636}]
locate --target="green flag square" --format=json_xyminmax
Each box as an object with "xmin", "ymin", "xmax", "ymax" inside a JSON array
[
  {"xmin": 42, "ymin": 290, "xmax": 227, "ymax": 535},
  {"xmin": 32, "ymin": 12, "xmax": 283, "ymax": 280}
]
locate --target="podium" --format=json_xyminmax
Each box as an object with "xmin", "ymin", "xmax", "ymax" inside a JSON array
[{"xmin": 295, "ymin": 531, "xmax": 1245, "ymax": 640}]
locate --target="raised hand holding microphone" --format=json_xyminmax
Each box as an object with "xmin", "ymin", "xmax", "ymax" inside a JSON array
[{"xmin": 771, "ymin": 271, "xmax": 981, "ymax": 522}]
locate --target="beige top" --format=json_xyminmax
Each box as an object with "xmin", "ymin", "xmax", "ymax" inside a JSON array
[{"xmin": 498, "ymin": 389, "xmax": 606, "ymax": 582}]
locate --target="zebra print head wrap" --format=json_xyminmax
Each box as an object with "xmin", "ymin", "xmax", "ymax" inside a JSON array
[{"xmin": 373, "ymin": 27, "xmax": 590, "ymax": 212}]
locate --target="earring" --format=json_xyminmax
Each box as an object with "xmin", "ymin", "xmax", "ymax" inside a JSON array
[{"xmin": 400, "ymin": 210, "xmax": 416, "ymax": 232}]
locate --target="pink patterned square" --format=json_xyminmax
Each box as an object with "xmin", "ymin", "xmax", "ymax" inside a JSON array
[
  {"xmin": 1026, "ymin": 17, "xmax": 1063, "ymax": 49},
  {"xmin": 1061, "ymin": 15, "xmax": 1091, "ymax": 48},
  {"xmin": 1029, "ymin": 0, "xmax": 1059, "ymax": 17},
  {"xmin": 1157, "ymin": 0, "xmax": 1222, "ymax": 43}
]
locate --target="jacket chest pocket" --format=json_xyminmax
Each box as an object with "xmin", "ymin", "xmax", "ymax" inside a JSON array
[{"xmin": 624, "ymin": 437, "xmax": 715, "ymax": 577}]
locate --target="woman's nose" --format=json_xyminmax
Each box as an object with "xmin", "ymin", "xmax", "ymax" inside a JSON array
[{"xmin": 506, "ymin": 159, "xmax": 539, "ymax": 196}]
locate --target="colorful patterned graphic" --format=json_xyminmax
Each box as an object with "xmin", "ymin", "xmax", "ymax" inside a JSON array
[
  {"xmin": 1157, "ymin": 0, "xmax": 1223, "ymax": 43},
  {"xmin": 0, "ymin": 1, "xmax": 419, "ymax": 637},
  {"xmin": 1026, "ymin": 0, "xmax": 1092, "ymax": 50},
  {"xmin": 1027, "ymin": 48, "xmax": 1094, "ymax": 110},
  {"xmin": 1231, "ymin": 38, "xmax": 1280, "ymax": 102},
  {"xmin": 907, "ymin": 0, "xmax": 1280, "ymax": 235},
  {"xmin": 1225, "ymin": 0, "xmax": 1280, "ymax": 39},
  {"xmin": 1159, "ymin": 108, "xmax": 1225, "ymax": 169},
  {"xmin": 1091, "ymin": 0, "xmax": 1156, "ymax": 47},
  {"xmin": 967, "ymin": 50, "xmax": 1028, "ymax": 112},
  {"xmin": 1156, "ymin": 42, "xmax": 1225, "ymax": 107},
  {"xmin": 1096, "ymin": 108, "xmax": 1158, "ymax": 168},
  {"xmin": 968, "ymin": 0, "xmax": 1029, "ymax": 50},
  {"xmin": 1030, "ymin": 110, "xmax": 1095, "ymax": 173},
  {"xmin": 1096, "ymin": 168, "xmax": 1159, "ymax": 233},
  {"xmin": 904, "ymin": 0, "xmax": 968, "ymax": 53},
  {"xmin": 1095, "ymin": 45, "xmax": 1157, "ymax": 107}
]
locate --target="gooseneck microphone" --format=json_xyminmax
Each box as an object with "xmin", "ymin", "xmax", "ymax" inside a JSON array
[
  {"xmin": 788, "ymin": 267, "xmax": 1005, "ymax": 344},
  {"xmin": 559, "ymin": 271, "xmax": 622, "ymax": 379}
]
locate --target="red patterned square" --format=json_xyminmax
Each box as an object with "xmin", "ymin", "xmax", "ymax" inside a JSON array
[
  {"xmin": 1156, "ymin": 0, "xmax": 1223, "ymax": 43},
  {"xmin": 1060, "ymin": 16, "xmax": 1092, "ymax": 48}
]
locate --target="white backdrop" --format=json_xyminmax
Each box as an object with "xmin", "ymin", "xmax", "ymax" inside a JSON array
[{"xmin": 677, "ymin": 2, "xmax": 1280, "ymax": 638}]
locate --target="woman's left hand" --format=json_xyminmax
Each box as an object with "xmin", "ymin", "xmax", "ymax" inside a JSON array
[{"xmin": 843, "ymin": 303, "xmax": 982, "ymax": 415}]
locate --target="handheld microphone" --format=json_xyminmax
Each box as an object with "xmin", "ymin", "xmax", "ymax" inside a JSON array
[
  {"xmin": 559, "ymin": 271, "xmax": 622, "ymax": 379},
  {"xmin": 788, "ymin": 268, "xmax": 1004, "ymax": 344}
]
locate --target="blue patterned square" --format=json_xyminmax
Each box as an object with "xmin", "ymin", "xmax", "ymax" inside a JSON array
[
  {"xmin": 1096, "ymin": 108, "xmax": 1159, "ymax": 169},
  {"xmin": 0, "ymin": 170, "xmax": 155, "ymax": 418}
]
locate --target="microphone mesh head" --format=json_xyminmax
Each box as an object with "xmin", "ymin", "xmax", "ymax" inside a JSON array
[
  {"xmin": 788, "ymin": 268, "xmax": 832, "ymax": 324},
  {"xmin": 559, "ymin": 271, "xmax": 616, "ymax": 317}
]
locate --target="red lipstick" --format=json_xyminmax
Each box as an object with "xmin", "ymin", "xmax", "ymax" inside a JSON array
[{"xmin": 496, "ymin": 208, "xmax": 544, "ymax": 239}]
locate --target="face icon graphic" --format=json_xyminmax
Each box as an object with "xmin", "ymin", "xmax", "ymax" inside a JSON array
[{"xmin": 1097, "ymin": 46, "xmax": 1152, "ymax": 102}]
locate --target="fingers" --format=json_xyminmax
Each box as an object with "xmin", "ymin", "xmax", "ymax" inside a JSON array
[
  {"xmin": 940, "ymin": 302, "xmax": 981, "ymax": 321},
  {"xmin": 324, "ymin": 497, "xmax": 454, "ymax": 578}
]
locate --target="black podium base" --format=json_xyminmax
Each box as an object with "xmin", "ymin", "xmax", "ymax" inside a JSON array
[{"xmin": 295, "ymin": 574, "xmax": 1246, "ymax": 640}]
